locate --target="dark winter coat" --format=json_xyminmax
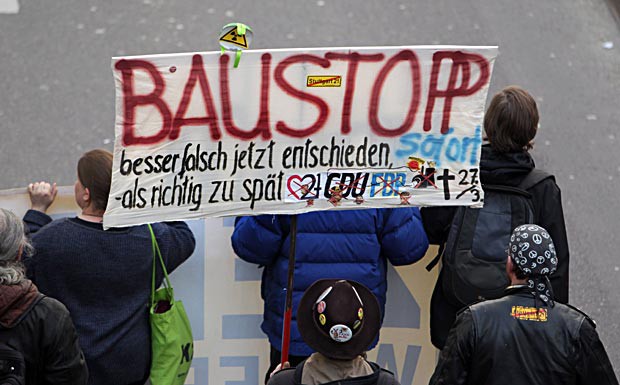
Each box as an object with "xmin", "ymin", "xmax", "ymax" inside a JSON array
[
  {"xmin": 231, "ymin": 209, "xmax": 429, "ymax": 356},
  {"xmin": 0, "ymin": 280, "xmax": 88, "ymax": 384},
  {"xmin": 23, "ymin": 210, "xmax": 196, "ymax": 385},
  {"xmin": 429, "ymin": 286, "xmax": 618, "ymax": 385},
  {"xmin": 421, "ymin": 145, "xmax": 569, "ymax": 349}
]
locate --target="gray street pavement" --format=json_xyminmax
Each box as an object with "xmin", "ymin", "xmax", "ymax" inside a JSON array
[{"xmin": 1, "ymin": 0, "xmax": 619, "ymax": 376}]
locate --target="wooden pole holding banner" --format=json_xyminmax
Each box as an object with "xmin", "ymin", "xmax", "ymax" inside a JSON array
[{"xmin": 280, "ymin": 214, "xmax": 298, "ymax": 364}]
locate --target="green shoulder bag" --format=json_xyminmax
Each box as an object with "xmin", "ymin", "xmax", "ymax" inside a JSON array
[{"xmin": 148, "ymin": 224, "xmax": 194, "ymax": 385}]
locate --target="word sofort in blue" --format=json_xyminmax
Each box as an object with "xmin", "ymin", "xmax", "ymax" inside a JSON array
[{"xmin": 395, "ymin": 126, "xmax": 482, "ymax": 167}]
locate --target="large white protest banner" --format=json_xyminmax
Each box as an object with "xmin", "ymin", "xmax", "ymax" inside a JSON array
[{"xmin": 105, "ymin": 45, "xmax": 497, "ymax": 228}]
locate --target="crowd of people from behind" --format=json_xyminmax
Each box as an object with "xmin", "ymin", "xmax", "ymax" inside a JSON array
[{"xmin": 0, "ymin": 85, "xmax": 617, "ymax": 385}]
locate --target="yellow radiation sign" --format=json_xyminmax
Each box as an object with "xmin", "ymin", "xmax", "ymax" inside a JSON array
[
  {"xmin": 219, "ymin": 26, "xmax": 249, "ymax": 49},
  {"xmin": 219, "ymin": 23, "xmax": 253, "ymax": 68}
]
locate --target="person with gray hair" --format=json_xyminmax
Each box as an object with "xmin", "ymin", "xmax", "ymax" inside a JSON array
[
  {"xmin": 0, "ymin": 208, "xmax": 31, "ymax": 284},
  {"xmin": 0, "ymin": 208, "xmax": 88, "ymax": 385}
]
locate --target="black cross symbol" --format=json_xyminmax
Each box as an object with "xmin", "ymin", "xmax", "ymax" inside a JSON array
[{"xmin": 436, "ymin": 169, "xmax": 455, "ymax": 200}]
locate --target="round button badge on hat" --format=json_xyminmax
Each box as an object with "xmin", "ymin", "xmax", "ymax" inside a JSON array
[{"xmin": 329, "ymin": 324, "xmax": 353, "ymax": 342}]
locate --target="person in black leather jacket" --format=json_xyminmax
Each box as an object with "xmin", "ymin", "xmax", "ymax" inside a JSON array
[
  {"xmin": 429, "ymin": 225, "xmax": 618, "ymax": 385},
  {"xmin": 422, "ymin": 85, "xmax": 570, "ymax": 349},
  {"xmin": 0, "ymin": 208, "xmax": 88, "ymax": 385}
]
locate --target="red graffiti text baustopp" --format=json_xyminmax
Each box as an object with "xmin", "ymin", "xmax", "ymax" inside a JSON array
[{"xmin": 115, "ymin": 49, "xmax": 491, "ymax": 146}]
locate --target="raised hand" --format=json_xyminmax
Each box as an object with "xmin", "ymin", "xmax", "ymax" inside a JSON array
[{"xmin": 28, "ymin": 181, "xmax": 58, "ymax": 213}]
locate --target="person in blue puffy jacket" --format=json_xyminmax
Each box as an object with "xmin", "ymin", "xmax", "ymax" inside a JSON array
[{"xmin": 231, "ymin": 209, "xmax": 429, "ymax": 383}]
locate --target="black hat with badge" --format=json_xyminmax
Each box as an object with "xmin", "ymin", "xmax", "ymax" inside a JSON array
[{"xmin": 296, "ymin": 279, "xmax": 381, "ymax": 360}]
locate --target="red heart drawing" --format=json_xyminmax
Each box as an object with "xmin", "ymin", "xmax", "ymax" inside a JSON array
[{"xmin": 287, "ymin": 174, "xmax": 316, "ymax": 200}]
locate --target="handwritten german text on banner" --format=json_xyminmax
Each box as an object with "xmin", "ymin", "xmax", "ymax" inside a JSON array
[{"xmin": 104, "ymin": 45, "xmax": 498, "ymax": 228}]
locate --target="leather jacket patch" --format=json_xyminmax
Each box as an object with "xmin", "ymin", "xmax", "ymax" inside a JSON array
[{"xmin": 511, "ymin": 306, "xmax": 548, "ymax": 322}]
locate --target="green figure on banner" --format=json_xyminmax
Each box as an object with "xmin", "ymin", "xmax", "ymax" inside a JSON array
[{"xmin": 219, "ymin": 22, "xmax": 253, "ymax": 68}]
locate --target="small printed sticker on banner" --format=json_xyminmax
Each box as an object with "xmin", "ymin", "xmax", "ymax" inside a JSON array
[{"xmin": 307, "ymin": 75, "xmax": 342, "ymax": 87}]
